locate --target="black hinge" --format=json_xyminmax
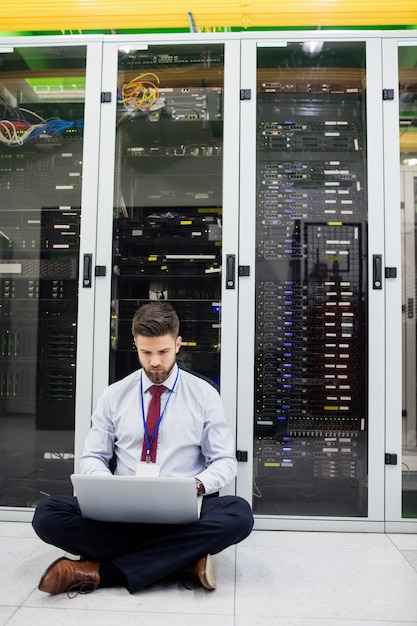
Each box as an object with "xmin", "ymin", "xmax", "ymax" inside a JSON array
[
  {"xmin": 238, "ymin": 265, "xmax": 250, "ymax": 277},
  {"xmin": 95, "ymin": 265, "xmax": 107, "ymax": 277},
  {"xmin": 236, "ymin": 450, "xmax": 248, "ymax": 462},
  {"xmin": 240, "ymin": 89, "xmax": 251, "ymax": 101},
  {"xmin": 385, "ymin": 267, "xmax": 397, "ymax": 279},
  {"xmin": 382, "ymin": 88, "xmax": 394, "ymax": 101},
  {"xmin": 101, "ymin": 91, "xmax": 112, "ymax": 103},
  {"xmin": 385, "ymin": 453, "xmax": 398, "ymax": 465}
]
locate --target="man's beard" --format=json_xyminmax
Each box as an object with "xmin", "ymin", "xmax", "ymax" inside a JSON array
[{"xmin": 141, "ymin": 359, "xmax": 176, "ymax": 384}]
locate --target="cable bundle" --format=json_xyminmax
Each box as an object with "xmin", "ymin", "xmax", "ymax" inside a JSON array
[
  {"xmin": 0, "ymin": 104, "xmax": 84, "ymax": 147},
  {"xmin": 119, "ymin": 72, "xmax": 160, "ymax": 111}
]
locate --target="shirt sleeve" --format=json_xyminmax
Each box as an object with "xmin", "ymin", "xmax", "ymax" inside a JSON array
[
  {"xmin": 79, "ymin": 390, "xmax": 115, "ymax": 475},
  {"xmin": 194, "ymin": 386, "xmax": 238, "ymax": 494}
]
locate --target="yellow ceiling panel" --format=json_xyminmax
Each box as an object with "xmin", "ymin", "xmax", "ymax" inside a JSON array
[{"xmin": 1, "ymin": 0, "xmax": 417, "ymax": 32}]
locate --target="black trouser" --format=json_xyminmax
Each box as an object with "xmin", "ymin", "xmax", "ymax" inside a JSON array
[{"xmin": 32, "ymin": 494, "xmax": 254, "ymax": 594}]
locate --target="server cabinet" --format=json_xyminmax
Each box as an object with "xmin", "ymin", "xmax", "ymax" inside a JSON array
[
  {"xmin": 238, "ymin": 36, "xmax": 387, "ymax": 528},
  {"xmin": 0, "ymin": 44, "xmax": 85, "ymax": 506},
  {"xmin": 0, "ymin": 40, "xmax": 102, "ymax": 515},
  {"xmin": 86, "ymin": 37, "xmax": 240, "ymax": 501},
  {"xmin": 383, "ymin": 38, "xmax": 417, "ymax": 532}
]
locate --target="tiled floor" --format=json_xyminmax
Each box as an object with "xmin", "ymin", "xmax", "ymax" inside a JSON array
[{"xmin": 1, "ymin": 521, "xmax": 417, "ymax": 626}]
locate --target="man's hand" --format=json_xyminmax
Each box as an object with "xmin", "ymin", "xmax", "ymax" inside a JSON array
[{"xmin": 195, "ymin": 479, "xmax": 205, "ymax": 496}]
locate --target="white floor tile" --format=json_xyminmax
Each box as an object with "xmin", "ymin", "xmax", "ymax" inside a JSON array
[
  {"xmin": 0, "ymin": 606, "xmax": 18, "ymax": 626},
  {"xmin": 235, "ymin": 543, "xmax": 417, "ymax": 622},
  {"xmin": 389, "ymin": 533, "xmax": 417, "ymax": 550},
  {"xmin": 234, "ymin": 614, "xmax": 417, "ymax": 626},
  {"xmin": 244, "ymin": 530, "xmax": 391, "ymax": 549},
  {"xmin": 0, "ymin": 521, "xmax": 35, "ymax": 538},
  {"xmin": 402, "ymin": 550, "xmax": 417, "ymax": 572},
  {"xmin": 7, "ymin": 607, "xmax": 235, "ymax": 626},
  {"xmin": 0, "ymin": 537, "xmax": 64, "ymax": 607}
]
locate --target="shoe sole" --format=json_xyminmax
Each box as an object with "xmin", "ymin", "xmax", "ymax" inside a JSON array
[{"xmin": 202, "ymin": 554, "xmax": 216, "ymax": 590}]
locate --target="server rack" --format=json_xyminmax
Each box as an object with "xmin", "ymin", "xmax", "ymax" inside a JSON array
[
  {"xmin": 109, "ymin": 44, "xmax": 225, "ymax": 386},
  {"xmin": 252, "ymin": 42, "xmax": 369, "ymax": 517},
  {"xmin": 0, "ymin": 44, "xmax": 87, "ymax": 506}
]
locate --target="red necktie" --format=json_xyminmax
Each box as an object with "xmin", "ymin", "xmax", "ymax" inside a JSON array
[{"xmin": 141, "ymin": 385, "xmax": 165, "ymax": 463}]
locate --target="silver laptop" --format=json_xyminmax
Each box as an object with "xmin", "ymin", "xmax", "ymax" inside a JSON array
[{"xmin": 70, "ymin": 474, "xmax": 202, "ymax": 524}]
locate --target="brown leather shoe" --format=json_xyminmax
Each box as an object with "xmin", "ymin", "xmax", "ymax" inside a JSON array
[
  {"xmin": 38, "ymin": 557, "xmax": 100, "ymax": 595},
  {"xmin": 189, "ymin": 554, "xmax": 216, "ymax": 590}
]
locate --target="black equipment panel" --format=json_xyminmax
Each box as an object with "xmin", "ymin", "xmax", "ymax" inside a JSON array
[{"xmin": 253, "ymin": 42, "xmax": 368, "ymax": 517}]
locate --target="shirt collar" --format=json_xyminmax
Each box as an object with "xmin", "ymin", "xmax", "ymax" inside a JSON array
[{"xmin": 141, "ymin": 363, "xmax": 179, "ymax": 394}]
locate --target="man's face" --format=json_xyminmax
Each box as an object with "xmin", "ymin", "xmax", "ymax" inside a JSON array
[{"xmin": 134, "ymin": 333, "xmax": 182, "ymax": 384}]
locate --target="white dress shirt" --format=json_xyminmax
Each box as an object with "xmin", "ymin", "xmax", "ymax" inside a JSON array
[{"xmin": 80, "ymin": 364, "xmax": 237, "ymax": 494}]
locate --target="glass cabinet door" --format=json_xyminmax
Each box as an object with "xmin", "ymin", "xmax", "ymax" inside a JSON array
[
  {"xmin": 401, "ymin": 165, "xmax": 417, "ymax": 518},
  {"xmin": 0, "ymin": 45, "xmax": 87, "ymax": 507},
  {"xmin": 252, "ymin": 41, "xmax": 369, "ymax": 517},
  {"xmin": 399, "ymin": 44, "xmax": 417, "ymax": 519},
  {"xmin": 110, "ymin": 44, "xmax": 224, "ymax": 385}
]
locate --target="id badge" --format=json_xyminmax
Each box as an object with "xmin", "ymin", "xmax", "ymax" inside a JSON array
[{"xmin": 135, "ymin": 461, "xmax": 160, "ymax": 477}]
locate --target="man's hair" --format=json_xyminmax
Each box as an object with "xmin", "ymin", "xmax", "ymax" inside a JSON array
[{"xmin": 131, "ymin": 301, "xmax": 180, "ymax": 339}]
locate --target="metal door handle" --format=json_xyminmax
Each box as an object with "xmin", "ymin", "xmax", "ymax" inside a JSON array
[
  {"xmin": 373, "ymin": 254, "xmax": 382, "ymax": 290},
  {"xmin": 83, "ymin": 253, "xmax": 92, "ymax": 288},
  {"xmin": 226, "ymin": 254, "xmax": 235, "ymax": 289}
]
